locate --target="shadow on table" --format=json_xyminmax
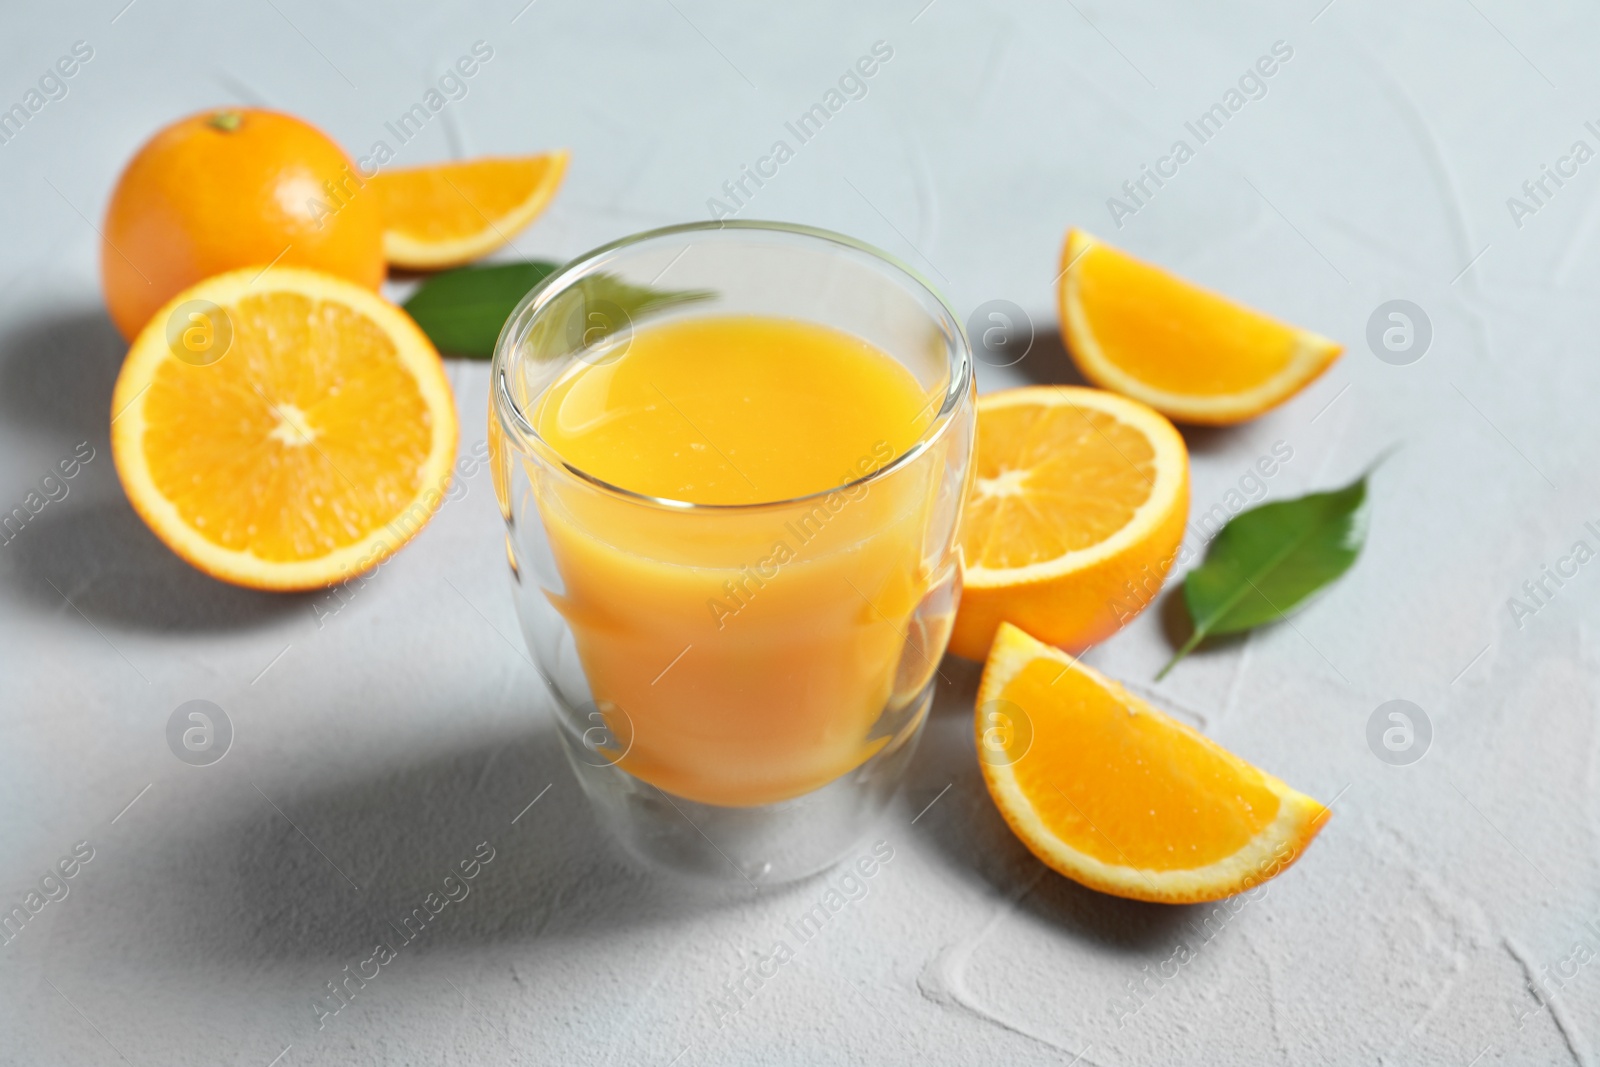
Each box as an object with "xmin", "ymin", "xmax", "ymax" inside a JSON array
[
  {"xmin": 2, "ymin": 498, "xmax": 307, "ymax": 631},
  {"xmin": 66, "ymin": 677, "xmax": 1210, "ymax": 972},
  {"xmin": 64, "ymin": 721, "xmax": 749, "ymax": 970},
  {"xmin": 907, "ymin": 657, "xmax": 1209, "ymax": 954},
  {"xmin": 997, "ymin": 327, "xmax": 1089, "ymax": 389},
  {"xmin": 0, "ymin": 306, "xmax": 302, "ymax": 631},
  {"xmin": 0, "ymin": 305, "xmax": 123, "ymax": 438}
]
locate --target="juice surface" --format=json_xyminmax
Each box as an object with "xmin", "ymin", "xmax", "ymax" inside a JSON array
[
  {"xmin": 531, "ymin": 315, "xmax": 942, "ymax": 806},
  {"xmin": 535, "ymin": 315, "xmax": 930, "ymax": 503}
]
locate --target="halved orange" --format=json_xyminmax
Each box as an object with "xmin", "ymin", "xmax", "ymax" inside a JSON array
[
  {"xmin": 111, "ymin": 266, "xmax": 458, "ymax": 591},
  {"xmin": 949, "ymin": 386, "xmax": 1188, "ymax": 661},
  {"xmin": 370, "ymin": 151, "xmax": 569, "ymax": 270},
  {"xmin": 1059, "ymin": 229, "xmax": 1342, "ymax": 425},
  {"xmin": 978, "ymin": 623, "xmax": 1328, "ymax": 903}
]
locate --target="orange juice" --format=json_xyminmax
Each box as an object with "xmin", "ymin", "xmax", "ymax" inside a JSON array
[{"xmin": 532, "ymin": 315, "xmax": 940, "ymax": 806}]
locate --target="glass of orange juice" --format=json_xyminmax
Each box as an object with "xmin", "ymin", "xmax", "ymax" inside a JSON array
[{"xmin": 489, "ymin": 221, "xmax": 974, "ymax": 882}]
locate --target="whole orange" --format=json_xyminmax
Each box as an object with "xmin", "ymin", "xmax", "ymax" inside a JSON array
[{"xmin": 101, "ymin": 108, "xmax": 385, "ymax": 340}]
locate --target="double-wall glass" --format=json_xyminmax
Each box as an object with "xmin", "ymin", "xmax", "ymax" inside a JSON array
[{"xmin": 489, "ymin": 221, "xmax": 974, "ymax": 883}]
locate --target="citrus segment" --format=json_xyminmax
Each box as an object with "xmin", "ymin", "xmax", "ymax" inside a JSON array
[
  {"xmin": 978, "ymin": 623, "xmax": 1328, "ymax": 903},
  {"xmin": 372, "ymin": 152, "xmax": 569, "ymax": 269},
  {"xmin": 112, "ymin": 267, "xmax": 458, "ymax": 590},
  {"xmin": 949, "ymin": 386, "xmax": 1188, "ymax": 660},
  {"xmin": 1059, "ymin": 229, "xmax": 1342, "ymax": 424}
]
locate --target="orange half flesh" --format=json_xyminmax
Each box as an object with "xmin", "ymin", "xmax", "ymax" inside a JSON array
[
  {"xmin": 949, "ymin": 386, "xmax": 1189, "ymax": 660},
  {"xmin": 111, "ymin": 266, "xmax": 458, "ymax": 590}
]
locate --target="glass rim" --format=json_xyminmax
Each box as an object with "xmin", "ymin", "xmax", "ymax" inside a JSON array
[{"xmin": 490, "ymin": 218, "xmax": 973, "ymax": 513}]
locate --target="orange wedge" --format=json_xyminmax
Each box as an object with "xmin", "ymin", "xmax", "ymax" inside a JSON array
[
  {"xmin": 1059, "ymin": 229, "xmax": 1342, "ymax": 425},
  {"xmin": 111, "ymin": 266, "xmax": 458, "ymax": 591},
  {"xmin": 978, "ymin": 623, "xmax": 1328, "ymax": 903},
  {"xmin": 949, "ymin": 386, "xmax": 1188, "ymax": 661},
  {"xmin": 370, "ymin": 151, "xmax": 569, "ymax": 270}
]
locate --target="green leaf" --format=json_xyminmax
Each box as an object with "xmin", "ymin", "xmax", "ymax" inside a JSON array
[
  {"xmin": 401, "ymin": 260, "xmax": 714, "ymax": 359},
  {"xmin": 402, "ymin": 261, "xmax": 560, "ymax": 357},
  {"xmin": 1156, "ymin": 470, "xmax": 1373, "ymax": 680}
]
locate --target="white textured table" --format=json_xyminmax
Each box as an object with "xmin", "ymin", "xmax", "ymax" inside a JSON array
[{"xmin": 3, "ymin": 1, "xmax": 1598, "ymax": 1063}]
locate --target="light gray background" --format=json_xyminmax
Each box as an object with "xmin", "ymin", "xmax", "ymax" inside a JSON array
[{"xmin": 1, "ymin": 1, "xmax": 1596, "ymax": 1064}]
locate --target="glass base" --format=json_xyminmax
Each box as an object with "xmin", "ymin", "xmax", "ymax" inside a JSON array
[{"xmin": 552, "ymin": 679, "xmax": 934, "ymax": 886}]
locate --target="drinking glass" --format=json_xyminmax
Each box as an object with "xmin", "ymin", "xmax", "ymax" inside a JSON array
[{"xmin": 489, "ymin": 220, "xmax": 975, "ymax": 883}]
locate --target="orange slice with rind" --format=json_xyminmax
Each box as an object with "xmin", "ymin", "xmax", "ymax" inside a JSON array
[
  {"xmin": 1059, "ymin": 229, "xmax": 1342, "ymax": 425},
  {"xmin": 949, "ymin": 386, "xmax": 1189, "ymax": 661},
  {"xmin": 978, "ymin": 622, "xmax": 1329, "ymax": 903},
  {"xmin": 371, "ymin": 151, "xmax": 569, "ymax": 270},
  {"xmin": 111, "ymin": 266, "xmax": 458, "ymax": 591}
]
